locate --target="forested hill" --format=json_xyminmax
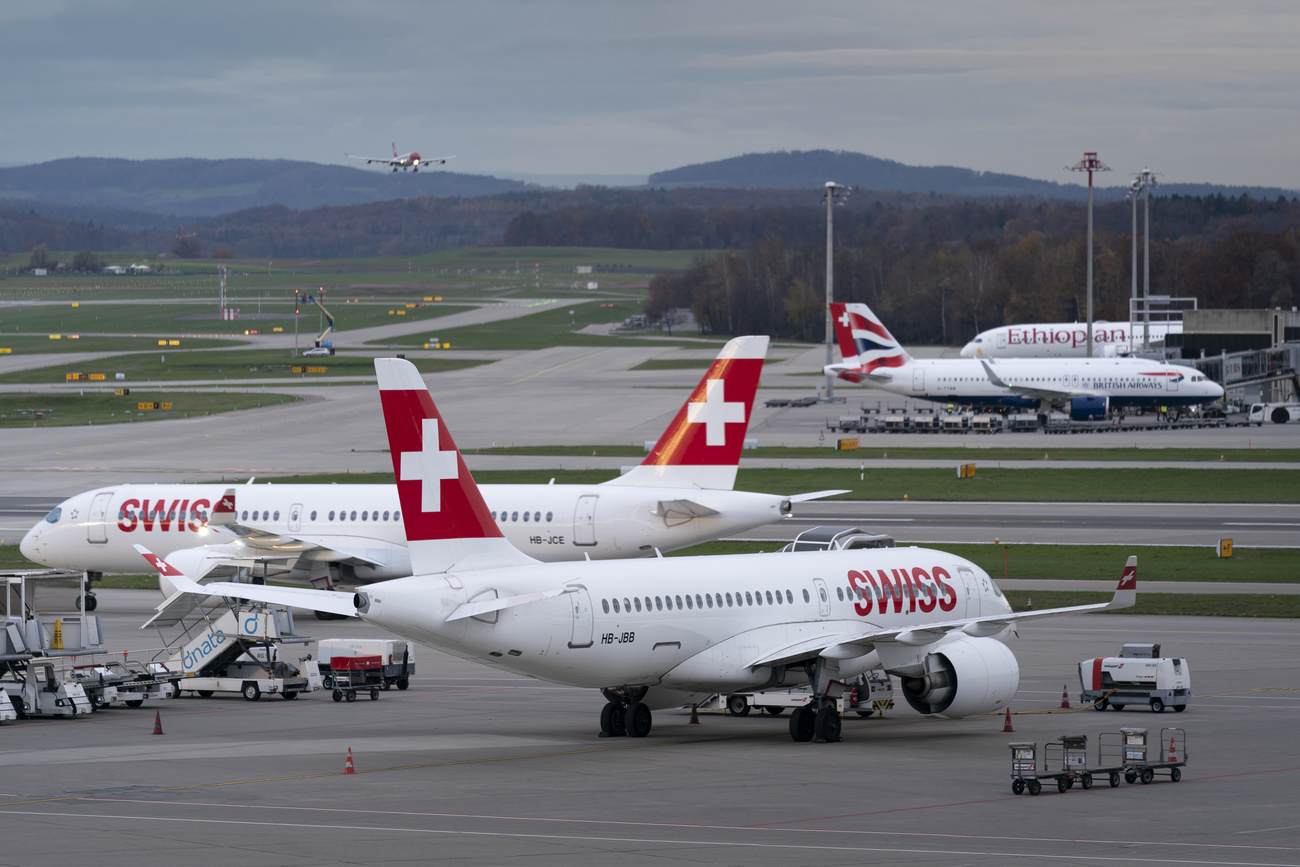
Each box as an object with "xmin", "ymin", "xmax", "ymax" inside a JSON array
[
  {"xmin": 0, "ymin": 158, "xmax": 533, "ymax": 217},
  {"xmin": 648, "ymin": 150, "xmax": 1298, "ymax": 201}
]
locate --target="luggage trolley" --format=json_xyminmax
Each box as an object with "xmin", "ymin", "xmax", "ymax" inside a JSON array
[
  {"xmin": 1009, "ymin": 735, "xmax": 1094, "ymax": 795},
  {"xmin": 1098, "ymin": 726, "xmax": 1188, "ymax": 785},
  {"xmin": 329, "ymin": 655, "xmax": 383, "ymax": 703}
]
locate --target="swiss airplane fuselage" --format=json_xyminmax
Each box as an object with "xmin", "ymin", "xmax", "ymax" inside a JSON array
[
  {"xmin": 357, "ymin": 546, "xmax": 1009, "ymax": 696},
  {"xmin": 22, "ymin": 482, "xmax": 789, "ymax": 577},
  {"xmin": 848, "ymin": 356, "xmax": 1220, "ymax": 409}
]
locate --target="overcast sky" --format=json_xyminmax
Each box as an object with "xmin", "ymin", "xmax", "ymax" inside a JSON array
[{"xmin": 3, "ymin": 1, "xmax": 1297, "ymax": 188}]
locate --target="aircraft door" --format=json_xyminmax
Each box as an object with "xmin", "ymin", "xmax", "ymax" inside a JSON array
[
  {"xmin": 567, "ymin": 585, "xmax": 594, "ymax": 648},
  {"xmin": 812, "ymin": 578, "xmax": 831, "ymax": 617},
  {"xmin": 1166, "ymin": 373, "xmax": 1179, "ymax": 393},
  {"xmin": 996, "ymin": 332, "xmax": 1007, "ymax": 349},
  {"xmin": 289, "ymin": 503, "xmax": 303, "ymax": 533},
  {"xmin": 956, "ymin": 567, "xmax": 978, "ymax": 618},
  {"xmin": 88, "ymin": 492, "xmax": 112, "ymax": 544},
  {"xmin": 574, "ymin": 495, "xmax": 598, "ymax": 546},
  {"xmin": 912, "ymin": 368, "xmax": 925, "ymax": 393}
]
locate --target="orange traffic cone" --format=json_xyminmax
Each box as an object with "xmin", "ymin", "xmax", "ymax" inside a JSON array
[
  {"xmin": 1002, "ymin": 707, "xmax": 1014, "ymax": 732},
  {"xmin": 1167, "ymin": 736, "xmax": 1177, "ymax": 763},
  {"xmin": 689, "ymin": 704, "xmax": 700, "ymax": 725},
  {"xmin": 152, "ymin": 710, "xmax": 164, "ymax": 735},
  {"xmin": 344, "ymin": 747, "xmax": 356, "ymax": 774},
  {"xmin": 1060, "ymin": 684, "xmax": 1071, "ymax": 709}
]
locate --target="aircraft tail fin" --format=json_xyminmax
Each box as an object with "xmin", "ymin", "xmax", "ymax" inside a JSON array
[
  {"xmin": 375, "ymin": 358, "xmax": 537, "ymax": 573},
  {"xmin": 828, "ymin": 302, "xmax": 911, "ymax": 378},
  {"xmin": 1105, "ymin": 555, "xmax": 1138, "ymax": 610},
  {"xmin": 611, "ymin": 335, "xmax": 767, "ymax": 490},
  {"xmin": 392, "ymin": 141, "xmax": 398, "ymax": 158}
]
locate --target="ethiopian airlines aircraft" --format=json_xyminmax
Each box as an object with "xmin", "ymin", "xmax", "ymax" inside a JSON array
[
  {"xmin": 24, "ymin": 337, "xmax": 843, "ymax": 603},
  {"xmin": 346, "ymin": 143, "xmax": 454, "ymax": 172},
  {"xmin": 960, "ymin": 320, "xmax": 1180, "ymax": 359},
  {"xmin": 826, "ymin": 302, "xmax": 1221, "ymax": 418},
  {"xmin": 139, "ymin": 357, "xmax": 1138, "ymax": 743}
]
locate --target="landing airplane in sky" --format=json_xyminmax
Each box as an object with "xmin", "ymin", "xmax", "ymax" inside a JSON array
[
  {"xmin": 827, "ymin": 302, "xmax": 1222, "ymax": 419},
  {"xmin": 346, "ymin": 143, "xmax": 455, "ymax": 172},
  {"xmin": 24, "ymin": 337, "xmax": 844, "ymax": 603},
  {"xmin": 139, "ymin": 356, "xmax": 1138, "ymax": 743},
  {"xmin": 960, "ymin": 320, "xmax": 1180, "ymax": 359}
]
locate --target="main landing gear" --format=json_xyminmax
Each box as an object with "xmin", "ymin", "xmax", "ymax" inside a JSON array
[
  {"xmin": 788, "ymin": 698, "xmax": 842, "ymax": 743},
  {"xmin": 599, "ymin": 687, "xmax": 653, "ymax": 739}
]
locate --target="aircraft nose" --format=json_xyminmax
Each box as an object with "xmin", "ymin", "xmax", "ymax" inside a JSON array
[
  {"xmin": 19, "ymin": 524, "xmax": 40, "ymax": 561},
  {"xmin": 959, "ymin": 343, "xmax": 976, "ymax": 358}
]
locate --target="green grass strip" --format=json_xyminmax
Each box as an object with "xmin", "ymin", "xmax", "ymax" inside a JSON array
[{"xmin": 0, "ymin": 391, "xmax": 298, "ymax": 427}]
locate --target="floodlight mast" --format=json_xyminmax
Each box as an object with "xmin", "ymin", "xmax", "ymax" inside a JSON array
[
  {"xmin": 823, "ymin": 181, "xmax": 849, "ymax": 400},
  {"xmin": 1069, "ymin": 152, "xmax": 1111, "ymax": 357},
  {"xmin": 1137, "ymin": 167, "xmax": 1158, "ymax": 349}
]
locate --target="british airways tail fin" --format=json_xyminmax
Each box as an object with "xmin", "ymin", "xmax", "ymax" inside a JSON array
[
  {"xmin": 827, "ymin": 302, "xmax": 911, "ymax": 381},
  {"xmin": 375, "ymin": 358, "xmax": 537, "ymax": 574},
  {"xmin": 610, "ymin": 335, "xmax": 768, "ymax": 490}
]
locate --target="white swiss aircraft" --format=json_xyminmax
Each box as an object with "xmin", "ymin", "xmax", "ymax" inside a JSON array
[
  {"xmin": 827, "ymin": 302, "xmax": 1222, "ymax": 419},
  {"xmin": 346, "ymin": 143, "xmax": 455, "ymax": 172},
  {"xmin": 23, "ymin": 337, "xmax": 844, "ymax": 604},
  {"xmin": 960, "ymin": 320, "xmax": 1180, "ymax": 359},
  {"xmin": 138, "ymin": 356, "xmax": 1139, "ymax": 743}
]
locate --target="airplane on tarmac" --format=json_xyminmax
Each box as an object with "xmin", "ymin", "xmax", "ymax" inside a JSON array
[
  {"xmin": 960, "ymin": 320, "xmax": 1180, "ymax": 359},
  {"xmin": 137, "ymin": 356, "xmax": 1140, "ymax": 744},
  {"xmin": 346, "ymin": 143, "xmax": 455, "ymax": 172},
  {"xmin": 826, "ymin": 302, "xmax": 1222, "ymax": 419},
  {"xmin": 23, "ymin": 337, "xmax": 845, "ymax": 606}
]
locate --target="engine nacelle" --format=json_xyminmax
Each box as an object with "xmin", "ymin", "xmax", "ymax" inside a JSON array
[
  {"xmin": 1069, "ymin": 395, "xmax": 1108, "ymax": 421},
  {"xmin": 898, "ymin": 637, "xmax": 1020, "ymax": 719}
]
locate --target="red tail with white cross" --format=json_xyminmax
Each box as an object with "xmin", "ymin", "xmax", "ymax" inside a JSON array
[
  {"xmin": 376, "ymin": 358, "xmax": 535, "ymax": 573},
  {"xmin": 612, "ymin": 335, "xmax": 768, "ymax": 490}
]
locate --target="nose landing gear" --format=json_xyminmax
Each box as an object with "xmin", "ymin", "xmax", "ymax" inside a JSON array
[{"xmin": 598, "ymin": 687, "xmax": 652, "ymax": 738}]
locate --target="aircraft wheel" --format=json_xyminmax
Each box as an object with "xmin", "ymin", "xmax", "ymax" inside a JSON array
[
  {"xmin": 624, "ymin": 702, "xmax": 652, "ymax": 738},
  {"xmin": 85, "ymin": 594, "xmax": 98, "ymax": 611},
  {"xmin": 242, "ymin": 682, "xmax": 260, "ymax": 702},
  {"xmin": 789, "ymin": 706, "xmax": 815, "ymax": 742},
  {"xmin": 727, "ymin": 695, "xmax": 750, "ymax": 716},
  {"xmin": 1012, "ymin": 779, "xmax": 1025, "ymax": 795},
  {"xmin": 600, "ymin": 702, "xmax": 627, "ymax": 737},
  {"xmin": 814, "ymin": 704, "xmax": 841, "ymax": 743}
]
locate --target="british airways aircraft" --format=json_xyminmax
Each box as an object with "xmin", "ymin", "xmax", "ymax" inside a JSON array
[
  {"xmin": 826, "ymin": 302, "xmax": 1222, "ymax": 417},
  {"xmin": 138, "ymin": 356, "xmax": 1138, "ymax": 743},
  {"xmin": 22, "ymin": 337, "xmax": 844, "ymax": 605}
]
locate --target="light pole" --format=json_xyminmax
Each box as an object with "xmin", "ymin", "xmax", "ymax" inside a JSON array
[
  {"xmin": 1138, "ymin": 167, "xmax": 1157, "ymax": 350},
  {"xmin": 823, "ymin": 181, "xmax": 849, "ymax": 400},
  {"xmin": 1069, "ymin": 152, "xmax": 1111, "ymax": 358},
  {"xmin": 1129, "ymin": 177, "xmax": 1141, "ymax": 350}
]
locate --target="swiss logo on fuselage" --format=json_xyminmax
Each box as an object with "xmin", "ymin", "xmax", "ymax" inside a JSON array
[
  {"xmin": 117, "ymin": 498, "xmax": 212, "ymax": 533},
  {"xmin": 847, "ymin": 566, "xmax": 958, "ymax": 617}
]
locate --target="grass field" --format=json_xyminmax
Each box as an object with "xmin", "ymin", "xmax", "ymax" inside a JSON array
[
  {"xmin": 631, "ymin": 357, "xmax": 791, "ymax": 371},
  {"xmin": 1000, "ymin": 590, "xmax": 1300, "ymax": 617},
  {"xmin": 0, "ymin": 349, "xmax": 491, "ymax": 385},
  {"xmin": 0, "ymin": 335, "xmax": 241, "ymax": 354},
  {"xmin": 0, "ymin": 390, "xmax": 299, "ymax": 427},
  {"xmin": 368, "ymin": 300, "xmax": 723, "ymax": 350}
]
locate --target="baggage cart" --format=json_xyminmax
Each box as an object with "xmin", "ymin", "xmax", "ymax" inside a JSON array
[
  {"xmin": 1009, "ymin": 735, "xmax": 1095, "ymax": 795},
  {"xmin": 1098, "ymin": 726, "xmax": 1188, "ymax": 785},
  {"xmin": 329, "ymin": 655, "xmax": 383, "ymax": 703}
]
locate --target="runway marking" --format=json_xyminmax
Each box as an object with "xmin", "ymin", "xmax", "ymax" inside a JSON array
[
  {"xmin": 0, "ymin": 808, "xmax": 1296, "ymax": 865},
  {"xmin": 508, "ymin": 349, "xmax": 612, "ymax": 386},
  {"xmin": 60, "ymin": 796, "xmax": 1300, "ymax": 855}
]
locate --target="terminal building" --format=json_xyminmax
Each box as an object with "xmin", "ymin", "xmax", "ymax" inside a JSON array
[{"xmin": 1172, "ymin": 308, "xmax": 1300, "ymax": 405}]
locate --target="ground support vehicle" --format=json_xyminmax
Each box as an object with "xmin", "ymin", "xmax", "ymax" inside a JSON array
[
  {"xmin": 1248, "ymin": 402, "xmax": 1299, "ymax": 425},
  {"xmin": 328, "ymin": 655, "xmax": 384, "ymax": 702},
  {"xmin": 71, "ymin": 660, "xmax": 176, "ymax": 709},
  {"xmin": 317, "ymin": 638, "xmax": 414, "ymax": 691},
  {"xmin": 970, "ymin": 414, "xmax": 1004, "ymax": 433},
  {"xmin": 149, "ymin": 597, "xmax": 315, "ymax": 702},
  {"xmin": 1009, "ymin": 735, "xmax": 1097, "ymax": 795},
  {"xmin": 1080, "ymin": 643, "xmax": 1190, "ymax": 713},
  {"xmin": 705, "ymin": 672, "xmax": 894, "ymax": 719},
  {"xmin": 0, "ymin": 690, "xmax": 17, "ymax": 722},
  {"xmin": 1099, "ymin": 726, "xmax": 1188, "ymax": 785},
  {"xmin": 0, "ymin": 660, "xmax": 92, "ymax": 718}
]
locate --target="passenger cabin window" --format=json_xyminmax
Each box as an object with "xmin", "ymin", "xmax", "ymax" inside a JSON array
[
  {"xmin": 273, "ymin": 511, "xmax": 280, "ymax": 521},
  {"xmin": 329, "ymin": 511, "xmax": 335, "ymax": 520},
  {"xmin": 803, "ymin": 589, "xmax": 811, "ymax": 603},
  {"xmin": 602, "ymin": 599, "xmax": 610, "ymax": 614},
  {"xmin": 546, "ymin": 511, "xmax": 553, "ymax": 522},
  {"xmin": 383, "ymin": 511, "xmax": 390, "ymax": 521},
  {"xmin": 523, "ymin": 512, "xmax": 530, "ymax": 522},
  {"xmin": 310, "ymin": 511, "xmax": 317, "ymax": 521}
]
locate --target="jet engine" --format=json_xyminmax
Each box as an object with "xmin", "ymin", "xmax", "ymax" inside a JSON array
[
  {"xmin": 898, "ymin": 637, "xmax": 1019, "ymax": 719},
  {"xmin": 1068, "ymin": 395, "xmax": 1108, "ymax": 421}
]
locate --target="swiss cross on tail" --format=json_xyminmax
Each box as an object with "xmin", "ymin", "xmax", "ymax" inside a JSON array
[
  {"xmin": 137, "ymin": 548, "xmax": 184, "ymax": 578},
  {"xmin": 642, "ymin": 335, "xmax": 767, "ymax": 468},
  {"xmin": 375, "ymin": 359, "xmax": 502, "ymax": 543}
]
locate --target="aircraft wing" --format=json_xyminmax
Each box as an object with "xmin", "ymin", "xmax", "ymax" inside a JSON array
[
  {"xmin": 748, "ymin": 556, "xmax": 1137, "ymax": 670},
  {"xmin": 978, "ymin": 359, "xmax": 1096, "ymax": 402},
  {"xmin": 135, "ymin": 546, "xmax": 357, "ymax": 617},
  {"xmin": 421, "ymin": 155, "xmax": 456, "ymax": 165},
  {"xmin": 345, "ymin": 153, "xmax": 391, "ymax": 165},
  {"xmin": 208, "ymin": 489, "xmax": 388, "ymax": 566}
]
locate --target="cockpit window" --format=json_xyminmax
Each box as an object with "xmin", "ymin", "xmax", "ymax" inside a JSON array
[{"xmin": 44, "ymin": 507, "xmax": 62, "ymax": 524}]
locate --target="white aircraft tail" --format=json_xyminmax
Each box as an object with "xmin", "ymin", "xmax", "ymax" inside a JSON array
[
  {"xmin": 375, "ymin": 358, "xmax": 537, "ymax": 574},
  {"xmin": 828, "ymin": 302, "xmax": 911, "ymax": 382},
  {"xmin": 610, "ymin": 335, "xmax": 768, "ymax": 490}
]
